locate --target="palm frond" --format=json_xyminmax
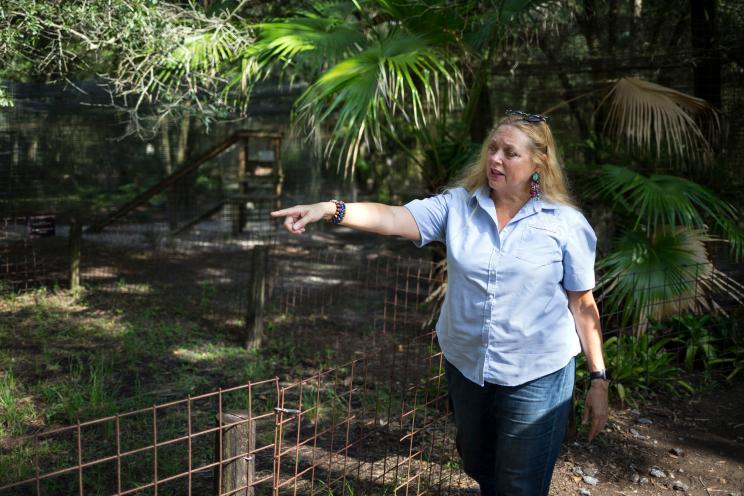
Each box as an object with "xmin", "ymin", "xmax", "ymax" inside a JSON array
[
  {"xmin": 462, "ymin": 0, "xmax": 550, "ymax": 51},
  {"xmin": 589, "ymin": 165, "xmax": 744, "ymax": 259},
  {"xmin": 374, "ymin": 0, "xmax": 464, "ymax": 45},
  {"xmin": 239, "ymin": 16, "xmax": 365, "ymax": 82},
  {"xmin": 599, "ymin": 77, "xmax": 720, "ymax": 165},
  {"xmin": 597, "ymin": 228, "xmax": 744, "ymax": 331},
  {"xmin": 161, "ymin": 26, "xmax": 244, "ymax": 82},
  {"xmin": 293, "ymin": 32, "xmax": 461, "ymax": 175}
]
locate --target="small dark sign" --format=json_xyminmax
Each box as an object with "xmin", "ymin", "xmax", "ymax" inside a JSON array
[{"xmin": 27, "ymin": 216, "xmax": 55, "ymax": 237}]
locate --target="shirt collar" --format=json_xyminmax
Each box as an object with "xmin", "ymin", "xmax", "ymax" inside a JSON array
[{"xmin": 469, "ymin": 186, "xmax": 555, "ymax": 220}]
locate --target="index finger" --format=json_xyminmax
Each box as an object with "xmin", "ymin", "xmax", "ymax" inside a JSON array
[
  {"xmin": 271, "ymin": 207, "xmax": 300, "ymax": 217},
  {"xmin": 588, "ymin": 415, "xmax": 607, "ymax": 442}
]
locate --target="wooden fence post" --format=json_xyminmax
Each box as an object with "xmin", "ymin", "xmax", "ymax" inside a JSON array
[
  {"xmin": 234, "ymin": 138, "xmax": 248, "ymax": 235},
  {"xmin": 69, "ymin": 219, "xmax": 82, "ymax": 294},
  {"xmin": 245, "ymin": 246, "xmax": 267, "ymax": 350},
  {"xmin": 272, "ymin": 137, "xmax": 283, "ymax": 211},
  {"xmin": 216, "ymin": 410, "xmax": 255, "ymax": 496}
]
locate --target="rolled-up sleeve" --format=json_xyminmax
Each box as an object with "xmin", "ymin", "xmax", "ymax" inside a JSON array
[
  {"xmin": 404, "ymin": 191, "xmax": 453, "ymax": 247},
  {"xmin": 562, "ymin": 213, "xmax": 597, "ymax": 291}
]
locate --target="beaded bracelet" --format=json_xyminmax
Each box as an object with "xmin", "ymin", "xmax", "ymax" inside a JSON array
[{"xmin": 328, "ymin": 199, "xmax": 346, "ymax": 225}]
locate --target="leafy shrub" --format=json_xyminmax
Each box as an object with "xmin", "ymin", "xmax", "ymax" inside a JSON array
[
  {"xmin": 577, "ymin": 334, "xmax": 692, "ymax": 406},
  {"xmin": 649, "ymin": 312, "xmax": 741, "ymax": 378}
]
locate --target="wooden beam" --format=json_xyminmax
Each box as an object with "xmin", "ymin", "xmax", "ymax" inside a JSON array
[{"xmin": 87, "ymin": 133, "xmax": 241, "ymax": 233}]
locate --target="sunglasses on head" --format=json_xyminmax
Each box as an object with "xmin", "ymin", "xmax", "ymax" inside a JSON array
[{"xmin": 506, "ymin": 109, "xmax": 549, "ymax": 123}]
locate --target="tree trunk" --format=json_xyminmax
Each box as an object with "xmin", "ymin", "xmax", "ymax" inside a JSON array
[
  {"xmin": 174, "ymin": 114, "xmax": 195, "ymax": 227},
  {"xmin": 630, "ymin": 0, "xmax": 643, "ymax": 41},
  {"xmin": 690, "ymin": 0, "xmax": 721, "ymax": 108},
  {"xmin": 468, "ymin": 77, "xmax": 493, "ymax": 145},
  {"xmin": 161, "ymin": 122, "xmax": 179, "ymax": 230}
]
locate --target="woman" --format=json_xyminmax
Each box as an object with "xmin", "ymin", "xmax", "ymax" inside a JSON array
[{"xmin": 271, "ymin": 111, "xmax": 609, "ymax": 496}]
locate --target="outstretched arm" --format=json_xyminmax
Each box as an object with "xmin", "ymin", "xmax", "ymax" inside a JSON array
[
  {"xmin": 270, "ymin": 201, "xmax": 421, "ymax": 241},
  {"xmin": 568, "ymin": 289, "xmax": 609, "ymax": 442}
]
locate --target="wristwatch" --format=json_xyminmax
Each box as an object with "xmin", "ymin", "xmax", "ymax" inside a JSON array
[{"xmin": 589, "ymin": 368, "xmax": 611, "ymax": 382}]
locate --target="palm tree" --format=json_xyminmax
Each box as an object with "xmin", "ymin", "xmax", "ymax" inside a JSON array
[
  {"xmin": 229, "ymin": 0, "xmax": 551, "ymax": 187},
  {"xmin": 574, "ymin": 78, "xmax": 744, "ymax": 331},
  {"xmin": 224, "ymin": 0, "xmax": 744, "ymax": 331}
]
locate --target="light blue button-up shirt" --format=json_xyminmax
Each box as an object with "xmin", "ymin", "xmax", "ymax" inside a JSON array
[{"xmin": 405, "ymin": 186, "xmax": 597, "ymax": 386}]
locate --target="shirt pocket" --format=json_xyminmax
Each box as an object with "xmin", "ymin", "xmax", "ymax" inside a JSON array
[{"xmin": 513, "ymin": 228, "xmax": 562, "ymax": 266}]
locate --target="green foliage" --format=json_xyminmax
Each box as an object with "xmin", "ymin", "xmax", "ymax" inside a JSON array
[
  {"xmin": 0, "ymin": 440, "xmax": 65, "ymax": 487},
  {"xmin": 291, "ymin": 28, "xmax": 459, "ymax": 174},
  {"xmin": 597, "ymin": 228, "xmax": 711, "ymax": 325},
  {"xmin": 591, "ymin": 165, "xmax": 744, "ymax": 259},
  {"xmin": 592, "ymin": 165, "xmax": 744, "ymax": 326},
  {"xmin": 0, "ymin": 370, "xmax": 39, "ymax": 437},
  {"xmin": 39, "ymin": 356, "xmax": 117, "ymax": 423},
  {"xmin": 0, "ymin": 87, "xmax": 12, "ymax": 107},
  {"xmin": 577, "ymin": 334, "xmax": 692, "ymax": 407},
  {"xmin": 713, "ymin": 347, "xmax": 744, "ymax": 381},
  {"xmin": 0, "ymin": 0, "xmax": 251, "ymax": 127},
  {"xmin": 242, "ymin": 349, "xmax": 275, "ymax": 381},
  {"xmin": 577, "ymin": 312, "xmax": 743, "ymax": 408},
  {"xmin": 243, "ymin": 6, "xmax": 365, "ymax": 77},
  {"xmin": 704, "ymin": 311, "xmax": 744, "ymax": 381},
  {"xmin": 233, "ymin": 0, "xmax": 548, "ymax": 178},
  {"xmin": 649, "ymin": 313, "xmax": 735, "ymax": 373},
  {"xmin": 415, "ymin": 121, "xmax": 482, "ymax": 188}
]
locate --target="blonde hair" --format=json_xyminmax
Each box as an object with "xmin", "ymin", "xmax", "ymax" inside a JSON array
[{"xmin": 456, "ymin": 114, "xmax": 576, "ymax": 206}]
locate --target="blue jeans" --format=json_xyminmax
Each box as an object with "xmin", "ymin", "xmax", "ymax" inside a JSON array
[{"xmin": 444, "ymin": 357, "xmax": 575, "ymax": 496}]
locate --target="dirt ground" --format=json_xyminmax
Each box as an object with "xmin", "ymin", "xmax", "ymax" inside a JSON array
[{"xmin": 550, "ymin": 381, "xmax": 744, "ymax": 496}]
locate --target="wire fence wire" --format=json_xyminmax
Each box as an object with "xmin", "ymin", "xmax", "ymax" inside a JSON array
[
  {"xmin": 1, "ymin": 217, "xmax": 743, "ymax": 495},
  {"xmin": 0, "ymin": 331, "xmax": 466, "ymax": 496},
  {"xmin": 0, "ymin": 224, "xmax": 460, "ymax": 495}
]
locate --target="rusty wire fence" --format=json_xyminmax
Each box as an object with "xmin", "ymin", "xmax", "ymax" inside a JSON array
[
  {"xmin": 0, "ymin": 232, "xmax": 462, "ymax": 495},
  {"xmin": 0, "ymin": 331, "xmax": 467, "ymax": 496},
  {"xmin": 1, "ymin": 218, "xmax": 743, "ymax": 495}
]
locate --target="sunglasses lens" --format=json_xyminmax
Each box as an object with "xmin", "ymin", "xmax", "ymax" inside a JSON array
[{"xmin": 506, "ymin": 110, "xmax": 547, "ymax": 122}]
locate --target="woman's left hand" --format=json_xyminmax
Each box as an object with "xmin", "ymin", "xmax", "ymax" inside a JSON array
[{"xmin": 582, "ymin": 380, "xmax": 609, "ymax": 442}]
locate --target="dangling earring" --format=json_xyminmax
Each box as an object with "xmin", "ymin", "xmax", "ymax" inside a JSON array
[{"xmin": 530, "ymin": 172, "xmax": 542, "ymax": 201}]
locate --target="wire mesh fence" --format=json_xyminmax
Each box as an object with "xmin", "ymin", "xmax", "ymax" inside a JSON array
[
  {"xmin": 0, "ymin": 331, "xmax": 469, "ymax": 496},
  {"xmin": 2, "ymin": 171, "xmax": 743, "ymax": 496},
  {"xmin": 1, "ymin": 223, "xmax": 742, "ymax": 494}
]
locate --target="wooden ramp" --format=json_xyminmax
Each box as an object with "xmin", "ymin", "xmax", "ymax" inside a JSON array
[{"xmin": 87, "ymin": 130, "xmax": 283, "ymax": 234}]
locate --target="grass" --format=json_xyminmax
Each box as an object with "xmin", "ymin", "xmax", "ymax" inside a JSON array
[
  {"xmin": 37, "ymin": 356, "xmax": 117, "ymax": 422},
  {"xmin": 0, "ymin": 371, "xmax": 39, "ymax": 438},
  {"xmin": 1, "ymin": 286, "xmax": 284, "ymax": 404},
  {"xmin": 0, "ymin": 243, "xmax": 446, "ymax": 494},
  {"xmin": 0, "ymin": 282, "xmax": 352, "ymax": 491}
]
